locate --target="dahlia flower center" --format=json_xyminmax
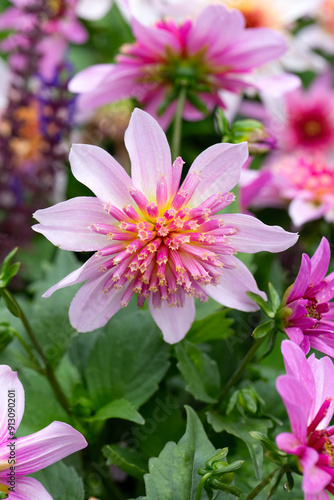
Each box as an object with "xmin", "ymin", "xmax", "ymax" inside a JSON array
[
  {"xmin": 231, "ymin": 0, "xmax": 280, "ymax": 29},
  {"xmin": 289, "ymin": 107, "xmax": 331, "ymax": 147},
  {"xmin": 47, "ymin": 0, "xmax": 67, "ymax": 18},
  {"xmin": 89, "ymin": 167, "xmax": 238, "ymax": 309}
]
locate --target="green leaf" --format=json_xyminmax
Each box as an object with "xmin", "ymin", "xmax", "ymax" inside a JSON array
[
  {"xmin": 32, "ymin": 461, "xmax": 84, "ymax": 500},
  {"xmin": 89, "ymin": 398, "xmax": 145, "ymax": 424},
  {"xmin": 252, "ymin": 320, "xmax": 274, "ymax": 339},
  {"xmin": 0, "ymin": 247, "xmax": 21, "ymax": 288},
  {"xmin": 175, "ymin": 341, "xmax": 220, "ymax": 403},
  {"xmin": 103, "ymin": 444, "xmax": 147, "ymax": 480},
  {"xmin": 186, "ymin": 310, "xmax": 233, "ymax": 343},
  {"xmin": 142, "ymin": 406, "xmax": 228, "ymax": 500},
  {"xmin": 246, "ymin": 292, "xmax": 273, "ymax": 318},
  {"xmin": 85, "ymin": 308, "xmax": 170, "ymax": 410},
  {"xmin": 0, "ymin": 289, "xmax": 21, "ymax": 318},
  {"xmin": 207, "ymin": 412, "xmax": 273, "ymax": 480},
  {"xmin": 268, "ymin": 283, "xmax": 281, "ymax": 313}
]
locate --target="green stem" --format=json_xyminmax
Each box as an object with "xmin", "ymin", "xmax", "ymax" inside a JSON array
[
  {"xmin": 10, "ymin": 327, "xmax": 43, "ymax": 373},
  {"xmin": 219, "ymin": 336, "xmax": 266, "ymax": 403},
  {"xmin": 171, "ymin": 86, "xmax": 187, "ymax": 159},
  {"xmin": 195, "ymin": 473, "xmax": 211, "ymax": 500},
  {"xmin": 245, "ymin": 468, "xmax": 279, "ymax": 500},
  {"xmin": 6, "ymin": 290, "xmax": 71, "ymax": 415}
]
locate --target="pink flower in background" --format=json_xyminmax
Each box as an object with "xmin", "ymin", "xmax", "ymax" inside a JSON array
[
  {"xmin": 276, "ymin": 340, "xmax": 334, "ymax": 499},
  {"xmin": 69, "ymin": 4, "xmax": 288, "ymax": 129},
  {"xmin": 33, "ymin": 109, "xmax": 298, "ymax": 343},
  {"xmin": 0, "ymin": 0, "xmax": 112, "ymax": 79},
  {"xmin": 240, "ymin": 151, "xmax": 334, "ymax": 226},
  {"xmin": 0, "ymin": 365, "xmax": 87, "ymax": 499},
  {"xmin": 280, "ymin": 238, "xmax": 334, "ymax": 358}
]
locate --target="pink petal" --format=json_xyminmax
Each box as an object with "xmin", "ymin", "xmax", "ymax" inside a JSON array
[
  {"xmin": 289, "ymin": 198, "xmax": 328, "ymax": 226},
  {"xmin": 0, "ymin": 476, "xmax": 53, "ymax": 500},
  {"xmin": 0, "ymin": 366, "xmax": 25, "ymax": 442},
  {"xmin": 76, "ymin": 0, "xmax": 111, "ymax": 20},
  {"xmin": 69, "ymin": 273, "xmax": 124, "ymax": 332},
  {"xmin": 308, "ymin": 336, "xmax": 334, "ymax": 360},
  {"xmin": 0, "ymin": 422, "xmax": 87, "ymax": 475},
  {"xmin": 142, "ymin": 87, "xmax": 177, "ymax": 130},
  {"xmin": 281, "ymin": 340, "xmax": 315, "ymax": 397},
  {"xmin": 42, "ymin": 254, "xmax": 113, "ymax": 298},
  {"xmin": 276, "ymin": 432, "xmax": 305, "ymax": 456},
  {"xmin": 284, "ymin": 326, "xmax": 304, "ymax": 346},
  {"xmin": 37, "ymin": 36, "xmax": 67, "ymax": 81},
  {"xmin": 300, "ymin": 447, "xmax": 332, "ymax": 495},
  {"xmin": 59, "ymin": 18, "xmax": 88, "ymax": 44},
  {"xmin": 69, "ymin": 64, "xmax": 115, "ymax": 93},
  {"xmin": 222, "ymin": 213, "xmax": 298, "ymax": 253},
  {"xmin": 309, "ymin": 238, "xmax": 330, "ymax": 284},
  {"xmin": 307, "ymin": 354, "xmax": 334, "ymax": 428},
  {"xmin": 276, "ymin": 375, "xmax": 311, "ymax": 442},
  {"xmin": 204, "ymin": 255, "xmax": 267, "ymax": 312},
  {"xmin": 33, "ymin": 197, "xmax": 113, "ymax": 251},
  {"xmin": 187, "ymin": 5, "xmax": 245, "ymax": 57},
  {"xmin": 0, "ymin": 7, "xmax": 26, "ymax": 30},
  {"xmin": 186, "ymin": 142, "xmax": 248, "ymax": 208},
  {"xmin": 131, "ymin": 17, "xmax": 181, "ymax": 56},
  {"xmin": 125, "ymin": 109, "xmax": 172, "ymax": 201},
  {"xmin": 69, "ymin": 144, "xmax": 133, "ymax": 208},
  {"xmin": 148, "ymin": 293, "xmax": 195, "ymax": 344},
  {"xmin": 287, "ymin": 254, "xmax": 311, "ymax": 302}
]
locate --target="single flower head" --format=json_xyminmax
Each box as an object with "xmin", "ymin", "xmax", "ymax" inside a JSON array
[
  {"xmin": 276, "ymin": 340, "xmax": 334, "ymax": 499},
  {"xmin": 280, "ymin": 237, "xmax": 334, "ymax": 357},
  {"xmin": 69, "ymin": 4, "xmax": 288, "ymax": 129},
  {"xmin": 33, "ymin": 108, "xmax": 298, "ymax": 343},
  {"xmin": 0, "ymin": 365, "xmax": 87, "ymax": 499}
]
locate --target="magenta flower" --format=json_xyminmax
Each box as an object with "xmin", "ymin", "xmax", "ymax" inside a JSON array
[
  {"xmin": 0, "ymin": 365, "xmax": 87, "ymax": 499},
  {"xmin": 33, "ymin": 109, "xmax": 298, "ymax": 343},
  {"xmin": 69, "ymin": 4, "xmax": 287, "ymax": 129},
  {"xmin": 276, "ymin": 340, "xmax": 334, "ymax": 499},
  {"xmin": 280, "ymin": 237, "xmax": 334, "ymax": 358}
]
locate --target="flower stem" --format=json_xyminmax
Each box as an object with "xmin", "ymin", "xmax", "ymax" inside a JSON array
[
  {"xmin": 195, "ymin": 473, "xmax": 211, "ymax": 500},
  {"xmin": 10, "ymin": 327, "xmax": 43, "ymax": 373},
  {"xmin": 6, "ymin": 289, "xmax": 71, "ymax": 415},
  {"xmin": 218, "ymin": 336, "xmax": 266, "ymax": 403},
  {"xmin": 171, "ymin": 86, "xmax": 187, "ymax": 159},
  {"xmin": 245, "ymin": 468, "xmax": 280, "ymax": 499}
]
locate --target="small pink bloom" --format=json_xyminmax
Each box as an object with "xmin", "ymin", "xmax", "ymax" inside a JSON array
[
  {"xmin": 276, "ymin": 340, "xmax": 334, "ymax": 499},
  {"xmin": 0, "ymin": 365, "xmax": 87, "ymax": 499},
  {"xmin": 280, "ymin": 238, "xmax": 334, "ymax": 358},
  {"xmin": 69, "ymin": 4, "xmax": 288, "ymax": 129},
  {"xmin": 33, "ymin": 109, "xmax": 298, "ymax": 343}
]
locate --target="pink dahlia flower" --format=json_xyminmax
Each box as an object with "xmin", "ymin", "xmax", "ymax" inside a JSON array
[
  {"xmin": 276, "ymin": 340, "xmax": 334, "ymax": 499},
  {"xmin": 0, "ymin": 365, "xmax": 87, "ymax": 499},
  {"xmin": 69, "ymin": 4, "xmax": 288, "ymax": 129},
  {"xmin": 280, "ymin": 237, "xmax": 334, "ymax": 358},
  {"xmin": 33, "ymin": 109, "xmax": 298, "ymax": 343}
]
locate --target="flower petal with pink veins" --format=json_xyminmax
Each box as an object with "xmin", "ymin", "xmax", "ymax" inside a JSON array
[
  {"xmin": 222, "ymin": 213, "xmax": 298, "ymax": 253},
  {"xmin": 287, "ymin": 254, "xmax": 311, "ymax": 302},
  {"xmin": 186, "ymin": 143, "xmax": 248, "ymax": 207},
  {"xmin": 69, "ymin": 64, "xmax": 115, "ymax": 93},
  {"xmin": 76, "ymin": 0, "xmax": 111, "ymax": 20},
  {"xmin": 69, "ymin": 273, "xmax": 125, "ymax": 332},
  {"xmin": 42, "ymin": 254, "xmax": 114, "ymax": 298},
  {"xmin": 125, "ymin": 109, "xmax": 172, "ymax": 201},
  {"xmin": 204, "ymin": 256, "xmax": 266, "ymax": 312},
  {"xmin": 0, "ymin": 422, "xmax": 87, "ymax": 475},
  {"xmin": 281, "ymin": 341, "xmax": 315, "ymax": 397},
  {"xmin": 148, "ymin": 293, "xmax": 195, "ymax": 344},
  {"xmin": 131, "ymin": 17, "xmax": 181, "ymax": 56},
  {"xmin": 300, "ymin": 447, "xmax": 332, "ymax": 495},
  {"xmin": 69, "ymin": 144, "xmax": 133, "ymax": 207},
  {"xmin": 0, "ymin": 476, "xmax": 53, "ymax": 500},
  {"xmin": 187, "ymin": 5, "xmax": 245, "ymax": 57},
  {"xmin": 33, "ymin": 197, "xmax": 113, "ymax": 252},
  {"xmin": 309, "ymin": 237, "xmax": 331, "ymax": 284},
  {"xmin": 276, "ymin": 432, "xmax": 305, "ymax": 456},
  {"xmin": 276, "ymin": 375, "xmax": 311, "ymax": 442},
  {"xmin": 0, "ymin": 366, "xmax": 24, "ymax": 442},
  {"xmin": 307, "ymin": 354, "xmax": 334, "ymax": 429},
  {"xmin": 289, "ymin": 198, "xmax": 328, "ymax": 227}
]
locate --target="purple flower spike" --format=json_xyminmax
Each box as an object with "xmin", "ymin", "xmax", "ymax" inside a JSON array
[
  {"xmin": 0, "ymin": 365, "xmax": 87, "ymax": 499},
  {"xmin": 281, "ymin": 237, "xmax": 334, "ymax": 358}
]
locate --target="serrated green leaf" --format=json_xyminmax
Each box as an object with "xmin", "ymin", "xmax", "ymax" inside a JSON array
[
  {"xmin": 85, "ymin": 309, "xmax": 170, "ymax": 410},
  {"xmin": 89, "ymin": 398, "xmax": 145, "ymax": 424},
  {"xmin": 142, "ymin": 406, "xmax": 229, "ymax": 500},
  {"xmin": 103, "ymin": 444, "xmax": 147, "ymax": 480},
  {"xmin": 32, "ymin": 461, "xmax": 84, "ymax": 500},
  {"xmin": 175, "ymin": 341, "xmax": 220, "ymax": 403},
  {"xmin": 207, "ymin": 412, "xmax": 273, "ymax": 480},
  {"xmin": 252, "ymin": 320, "xmax": 274, "ymax": 339},
  {"xmin": 186, "ymin": 310, "xmax": 233, "ymax": 343}
]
